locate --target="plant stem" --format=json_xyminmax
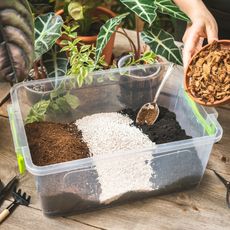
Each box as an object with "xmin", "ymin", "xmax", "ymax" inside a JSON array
[
  {"xmin": 121, "ymin": 28, "xmax": 134, "ymax": 51},
  {"xmin": 136, "ymin": 30, "xmax": 140, "ymax": 60},
  {"xmin": 55, "ymin": 9, "xmax": 64, "ymax": 16},
  {"xmin": 135, "ymin": 15, "xmax": 144, "ymax": 60},
  {"xmin": 33, "ymin": 61, "xmax": 39, "ymax": 80},
  {"xmin": 115, "ymin": 30, "xmax": 137, "ymax": 56},
  {"xmin": 39, "ymin": 59, "xmax": 46, "ymax": 79}
]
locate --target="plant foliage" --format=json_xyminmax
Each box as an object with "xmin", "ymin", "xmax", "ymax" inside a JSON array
[
  {"xmin": 142, "ymin": 27, "xmax": 183, "ymax": 65},
  {"xmin": 34, "ymin": 12, "xmax": 63, "ymax": 60},
  {"xmin": 95, "ymin": 13, "xmax": 129, "ymax": 64},
  {"xmin": 0, "ymin": 0, "xmax": 34, "ymax": 82},
  {"xmin": 154, "ymin": 0, "xmax": 189, "ymax": 22},
  {"xmin": 25, "ymin": 88, "xmax": 80, "ymax": 124},
  {"xmin": 95, "ymin": 0, "xmax": 189, "ymax": 65},
  {"xmin": 42, "ymin": 45, "xmax": 68, "ymax": 79},
  {"xmin": 60, "ymin": 24, "xmax": 106, "ymax": 87},
  {"xmin": 120, "ymin": 0, "xmax": 157, "ymax": 25}
]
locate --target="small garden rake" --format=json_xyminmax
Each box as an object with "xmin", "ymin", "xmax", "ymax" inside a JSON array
[{"xmin": 0, "ymin": 187, "xmax": 31, "ymax": 224}]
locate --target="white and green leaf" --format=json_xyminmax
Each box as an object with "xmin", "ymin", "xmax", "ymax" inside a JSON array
[
  {"xmin": 25, "ymin": 100, "xmax": 50, "ymax": 124},
  {"xmin": 68, "ymin": 1, "xmax": 84, "ymax": 20},
  {"xmin": 42, "ymin": 45, "xmax": 68, "ymax": 79},
  {"xmin": 63, "ymin": 93, "xmax": 80, "ymax": 109},
  {"xmin": 142, "ymin": 27, "xmax": 183, "ymax": 65},
  {"xmin": 154, "ymin": 0, "xmax": 189, "ymax": 21},
  {"xmin": 120, "ymin": 0, "xmax": 157, "ymax": 25},
  {"xmin": 34, "ymin": 12, "xmax": 63, "ymax": 60},
  {"xmin": 95, "ymin": 13, "xmax": 129, "ymax": 64}
]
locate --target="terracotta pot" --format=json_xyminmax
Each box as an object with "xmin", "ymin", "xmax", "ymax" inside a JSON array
[
  {"xmin": 56, "ymin": 6, "xmax": 116, "ymax": 65},
  {"xmin": 184, "ymin": 40, "xmax": 230, "ymax": 107}
]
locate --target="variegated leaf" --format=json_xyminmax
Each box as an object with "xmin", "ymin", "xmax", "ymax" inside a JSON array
[
  {"xmin": 42, "ymin": 45, "xmax": 68, "ymax": 79},
  {"xmin": 0, "ymin": 0, "xmax": 34, "ymax": 82},
  {"xmin": 34, "ymin": 12, "xmax": 63, "ymax": 60},
  {"xmin": 120, "ymin": 0, "xmax": 157, "ymax": 25},
  {"xmin": 142, "ymin": 27, "xmax": 183, "ymax": 65},
  {"xmin": 155, "ymin": 0, "xmax": 190, "ymax": 21},
  {"xmin": 95, "ymin": 13, "xmax": 129, "ymax": 64}
]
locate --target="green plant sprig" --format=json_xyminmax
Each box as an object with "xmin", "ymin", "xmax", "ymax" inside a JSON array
[
  {"xmin": 60, "ymin": 24, "xmax": 106, "ymax": 87},
  {"xmin": 25, "ymin": 87, "xmax": 79, "ymax": 124},
  {"xmin": 124, "ymin": 50, "xmax": 157, "ymax": 66}
]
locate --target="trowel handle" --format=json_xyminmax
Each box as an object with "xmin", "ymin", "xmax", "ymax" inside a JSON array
[{"xmin": 153, "ymin": 63, "xmax": 175, "ymax": 104}]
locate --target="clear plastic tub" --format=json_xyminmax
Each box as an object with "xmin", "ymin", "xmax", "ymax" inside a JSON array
[{"xmin": 8, "ymin": 64, "xmax": 223, "ymax": 216}]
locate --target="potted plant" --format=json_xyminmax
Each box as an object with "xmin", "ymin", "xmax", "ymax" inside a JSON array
[
  {"xmin": 25, "ymin": 22, "xmax": 107, "ymax": 119},
  {"xmin": 19, "ymin": 1, "xmax": 108, "ymax": 105},
  {"xmin": 24, "ymin": 12, "xmax": 68, "ymax": 103},
  {"xmin": 53, "ymin": 0, "xmax": 116, "ymax": 65},
  {"xmin": 95, "ymin": 0, "xmax": 189, "ymax": 66},
  {"xmin": 93, "ymin": 0, "xmax": 190, "ymax": 108}
]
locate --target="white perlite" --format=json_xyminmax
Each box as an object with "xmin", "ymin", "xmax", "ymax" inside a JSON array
[
  {"xmin": 75, "ymin": 112, "xmax": 156, "ymax": 204},
  {"xmin": 75, "ymin": 113, "xmax": 154, "ymax": 156}
]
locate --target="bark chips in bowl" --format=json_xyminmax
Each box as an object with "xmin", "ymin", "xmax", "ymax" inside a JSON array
[{"xmin": 185, "ymin": 40, "xmax": 230, "ymax": 106}]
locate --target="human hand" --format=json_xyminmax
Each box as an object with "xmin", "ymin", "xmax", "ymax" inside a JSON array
[{"xmin": 182, "ymin": 8, "xmax": 218, "ymax": 71}]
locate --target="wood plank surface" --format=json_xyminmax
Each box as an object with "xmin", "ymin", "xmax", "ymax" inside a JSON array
[
  {"xmin": 207, "ymin": 106, "xmax": 230, "ymax": 175},
  {"xmin": 0, "ymin": 200, "xmax": 98, "ymax": 230}
]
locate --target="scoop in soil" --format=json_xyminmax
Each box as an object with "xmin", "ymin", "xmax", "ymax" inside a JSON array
[{"xmin": 136, "ymin": 63, "xmax": 174, "ymax": 125}]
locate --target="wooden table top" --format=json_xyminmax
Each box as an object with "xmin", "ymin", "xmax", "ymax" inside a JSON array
[{"xmin": 0, "ymin": 31, "xmax": 230, "ymax": 230}]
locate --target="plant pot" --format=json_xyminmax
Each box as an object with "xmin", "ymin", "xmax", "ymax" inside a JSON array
[
  {"xmin": 117, "ymin": 54, "xmax": 162, "ymax": 109},
  {"xmin": 25, "ymin": 81, "xmax": 53, "ymax": 105},
  {"xmin": 56, "ymin": 6, "xmax": 116, "ymax": 65}
]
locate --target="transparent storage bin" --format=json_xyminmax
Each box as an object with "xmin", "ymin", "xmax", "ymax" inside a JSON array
[{"xmin": 8, "ymin": 64, "xmax": 223, "ymax": 216}]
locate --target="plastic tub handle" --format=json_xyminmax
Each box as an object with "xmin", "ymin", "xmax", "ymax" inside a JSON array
[{"xmin": 7, "ymin": 106, "xmax": 26, "ymax": 174}]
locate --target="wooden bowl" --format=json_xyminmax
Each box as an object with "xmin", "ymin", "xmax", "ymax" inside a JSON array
[{"xmin": 184, "ymin": 40, "xmax": 230, "ymax": 107}]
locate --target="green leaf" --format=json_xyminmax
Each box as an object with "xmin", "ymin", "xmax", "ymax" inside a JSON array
[
  {"xmin": 63, "ymin": 93, "xmax": 80, "ymax": 109},
  {"xmin": 111, "ymin": 2, "xmax": 136, "ymax": 30},
  {"xmin": 142, "ymin": 27, "xmax": 182, "ymax": 65},
  {"xmin": 0, "ymin": 0, "xmax": 34, "ymax": 82},
  {"xmin": 155, "ymin": 0, "xmax": 190, "ymax": 21},
  {"xmin": 120, "ymin": 0, "xmax": 157, "ymax": 25},
  {"xmin": 25, "ymin": 100, "xmax": 50, "ymax": 124},
  {"xmin": 95, "ymin": 13, "xmax": 129, "ymax": 64},
  {"xmin": 55, "ymin": 97, "xmax": 69, "ymax": 112},
  {"xmin": 34, "ymin": 12, "xmax": 63, "ymax": 60},
  {"xmin": 42, "ymin": 45, "xmax": 68, "ymax": 79},
  {"xmin": 68, "ymin": 2, "xmax": 84, "ymax": 20}
]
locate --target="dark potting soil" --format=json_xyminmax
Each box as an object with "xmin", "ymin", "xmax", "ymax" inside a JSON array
[
  {"xmin": 121, "ymin": 106, "xmax": 192, "ymax": 144},
  {"xmin": 25, "ymin": 122, "xmax": 90, "ymax": 166}
]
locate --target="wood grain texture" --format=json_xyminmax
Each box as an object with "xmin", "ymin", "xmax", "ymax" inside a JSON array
[
  {"xmin": 69, "ymin": 170, "xmax": 230, "ymax": 230},
  {"xmin": 0, "ymin": 201, "xmax": 97, "ymax": 230},
  {"xmin": 207, "ymin": 106, "xmax": 230, "ymax": 175}
]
